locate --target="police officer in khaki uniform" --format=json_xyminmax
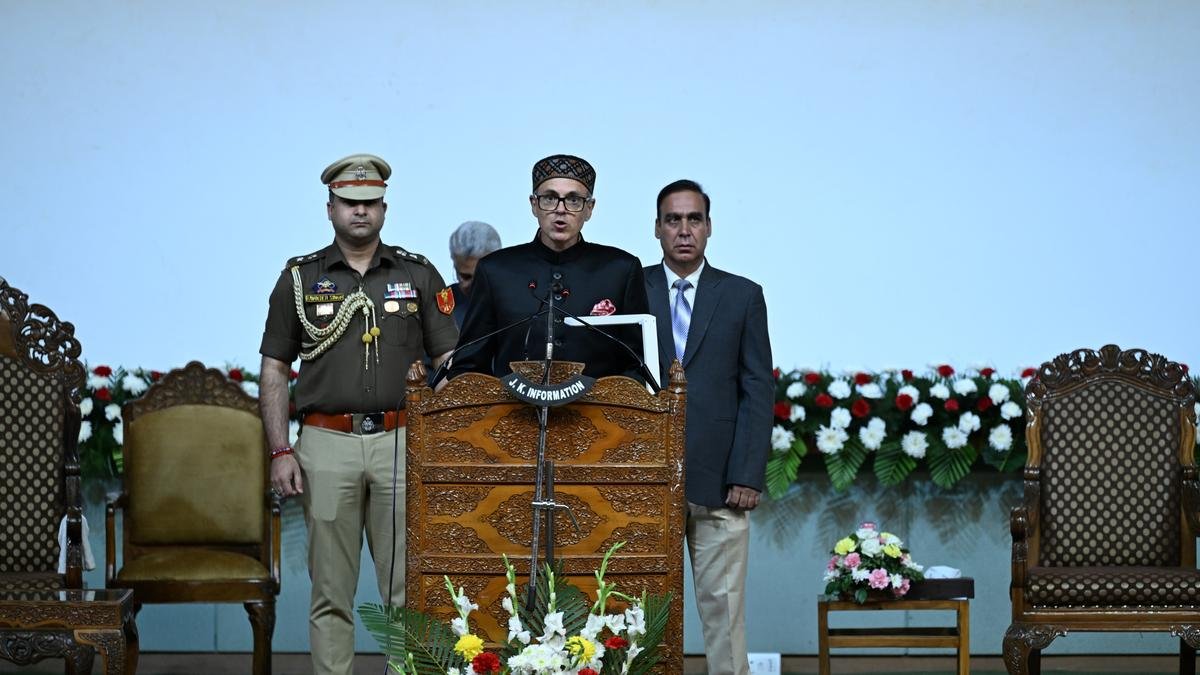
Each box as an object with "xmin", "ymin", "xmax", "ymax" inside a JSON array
[{"xmin": 258, "ymin": 153, "xmax": 458, "ymax": 675}]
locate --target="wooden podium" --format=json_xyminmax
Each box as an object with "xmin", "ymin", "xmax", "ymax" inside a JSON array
[{"xmin": 405, "ymin": 361, "xmax": 686, "ymax": 671}]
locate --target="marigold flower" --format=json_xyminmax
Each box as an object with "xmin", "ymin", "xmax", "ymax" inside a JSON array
[
  {"xmin": 454, "ymin": 633, "xmax": 484, "ymax": 661},
  {"xmin": 565, "ymin": 635, "xmax": 596, "ymax": 664}
]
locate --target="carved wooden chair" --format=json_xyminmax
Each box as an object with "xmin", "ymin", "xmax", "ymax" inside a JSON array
[
  {"xmin": 1005, "ymin": 345, "xmax": 1199, "ymax": 674},
  {"xmin": 105, "ymin": 361, "xmax": 280, "ymax": 674},
  {"xmin": 0, "ymin": 277, "xmax": 86, "ymax": 593}
]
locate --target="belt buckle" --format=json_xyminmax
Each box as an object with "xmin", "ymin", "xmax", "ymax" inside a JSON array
[{"xmin": 355, "ymin": 413, "xmax": 384, "ymax": 434}]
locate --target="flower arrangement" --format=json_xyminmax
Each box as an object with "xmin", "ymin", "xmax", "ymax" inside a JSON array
[
  {"xmin": 767, "ymin": 364, "xmax": 1041, "ymax": 492},
  {"xmin": 76, "ymin": 362, "xmax": 300, "ymax": 479},
  {"xmin": 823, "ymin": 521, "xmax": 924, "ymax": 603},
  {"xmin": 358, "ymin": 543, "xmax": 670, "ymax": 675}
]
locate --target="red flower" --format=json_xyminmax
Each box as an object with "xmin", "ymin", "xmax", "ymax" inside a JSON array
[
  {"xmin": 472, "ymin": 652, "xmax": 501, "ymax": 674},
  {"xmin": 1021, "ymin": 367, "xmax": 1037, "ymax": 378},
  {"xmin": 815, "ymin": 393, "xmax": 834, "ymax": 408},
  {"xmin": 605, "ymin": 636, "xmax": 629, "ymax": 650},
  {"xmin": 92, "ymin": 365, "xmax": 112, "ymax": 377},
  {"xmin": 1182, "ymin": 363, "xmax": 1189, "ymax": 374},
  {"xmin": 980, "ymin": 367, "xmax": 996, "ymax": 378},
  {"xmin": 578, "ymin": 670, "xmax": 599, "ymax": 675},
  {"xmin": 149, "ymin": 370, "xmax": 164, "ymax": 382},
  {"xmin": 95, "ymin": 387, "xmax": 112, "ymax": 402},
  {"xmin": 976, "ymin": 396, "xmax": 993, "ymax": 412},
  {"xmin": 289, "ymin": 369, "xmax": 299, "ymax": 381},
  {"xmin": 895, "ymin": 393, "xmax": 915, "ymax": 411},
  {"xmin": 854, "ymin": 372, "xmax": 872, "ymax": 385},
  {"xmin": 773, "ymin": 401, "xmax": 791, "ymax": 420},
  {"xmin": 773, "ymin": 367, "xmax": 781, "ymax": 380},
  {"xmin": 804, "ymin": 372, "xmax": 822, "ymax": 385},
  {"xmin": 228, "ymin": 368, "xmax": 244, "ymax": 382},
  {"xmin": 944, "ymin": 399, "xmax": 960, "ymax": 412},
  {"xmin": 851, "ymin": 399, "xmax": 870, "ymax": 418},
  {"xmin": 936, "ymin": 364, "xmax": 955, "ymax": 378},
  {"xmin": 901, "ymin": 369, "xmax": 914, "ymax": 381}
]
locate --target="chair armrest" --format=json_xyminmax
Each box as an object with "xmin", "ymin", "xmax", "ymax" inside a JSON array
[
  {"xmin": 1183, "ymin": 469, "xmax": 1200, "ymax": 536},
  {"xmin": 1010, "ymin": 505, "xmax": 1030, "ymax": 589},
  {"xmin": 105, "ymin": 492, "xmax": 127, "ymax": 585}
]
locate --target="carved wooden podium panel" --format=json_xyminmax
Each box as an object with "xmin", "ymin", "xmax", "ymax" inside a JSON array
[{"xmin": 406, "ymin": 362, "xmax": 686, "ymax": 671}]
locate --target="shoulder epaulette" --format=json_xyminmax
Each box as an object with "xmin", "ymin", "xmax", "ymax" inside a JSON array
[
  {"xmin": 392, "ymin": 246, "xmax": 430, "ymax": 266},
  {"xmin": 284, "ymin": 249, "xmax": 324, "ymax": 269}
]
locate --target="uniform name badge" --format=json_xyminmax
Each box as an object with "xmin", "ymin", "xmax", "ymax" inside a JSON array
[{"xmin": 316, "ymin": 303, "xmax": 334, "ymax": 317}]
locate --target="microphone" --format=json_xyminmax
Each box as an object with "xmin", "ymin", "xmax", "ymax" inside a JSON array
[
  {"xmin": 549, "ymin": 304, "xmax": 661, "ymax": 393},
  {"xmin": 429, "ymin": 304, "xmax": 548, "ymax": 389}
]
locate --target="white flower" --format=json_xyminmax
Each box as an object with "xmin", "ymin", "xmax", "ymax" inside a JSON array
[
  {"xmin": 860, "ymin": 538, "xmax": 882, "ymax": 556},
  {"xmin": 121, "ymin": 373, "xmax": 148, "ymax": 395},
  {"xmin": 890, "ymin": 573, "xmax": 905, "ymax": 588},
  {"xmin": 988, "ymin": 382, "xmax": 1011, "ymax": 403},
  {"xmin": 506, "ymin": 614, "xmax": 530, "ymax": 638},
  {"xmin": 952, "ymin": 379, "xmax": 977, "ymax": 396},
  {"xmin": 1000, "ymin": 401, "xmax": 1023, "ymax": 420},
  {"xmin": 502, "ymin": 596, "xmax": 514, "ymax": 615},
  {"xmin": 816, "ymin": 426, "xmax": 849, "ymax": 454},
  {"xmin": 79, "ymin": 397, "xmax": 94, "ymax": 416},
  {"xmin": 453, "ymin": 590, "xmax": 478, "ymax": 616},
  {"xmin": 901, "ymin": 431, "xmax": 928, "ymax": 458},
  {"xmin": 450, "ymin": 616, "xmax": 467, "ymax": 637},
  {"xmin": 957, "ymin": 412, "xmax": 981, "ymax": 434},
  {"xmin": 113, "ymin": 421, "xmax": 124, "ymax": 446},
  {"xmin": 823, "ymin": 568, "xmax": 839, "ymax": 583},
  {"xmin": 770, "ymin": 425, "xmax": 795, "ymax": 453},
  {"xmin": 903, "ymin": 556, "xmax": 925, "ymax": 573},
  {"xmin": 851, "ymin": 567, "xmax": 871, "ymax": 582},
  {"xmin": 828, "ymin": 379, "xmax": 852, "ymax": 399},
  {"xmin": 624, "ymin": 605, "xmax": 646, "ymax": 637},
  {"xmin": 603, "ymin": 613, "xmax": 626, "ymax": 635},
  {"xmin": 87, "ymin": 374, "xmax": 110, "ymax": 390},
  {"xmin": 789, "ymin": 404, "xmax": 806, "ymax": 422},
  {"xmin": 104, "ymin": 403, "xmax": 121, "ymax": 422},
  {"xmin": 989, "ymin": 424, "xmax": 1014, "ymax": 451},
  {"xmin": 288, "ymin": 420, "xmax": 300, "ymax": 445},
  {"xmin": 582, "ymin": 614, "xmax": 607, "ymax": 640},
  {"xmin": 241, "ymin": 381, "xmax": 259, "ymax": 398},
  {"xmin": 626, "ymin": 643, "xmax": 644, "ymax": 662},
  {"xmin": 539, "ymin": 611, "xmax": 565, "ymax": 642},
  {"xmin": 910, "ymin": 403, "xmax": 933, "ymax": 426},
  {"xmin": 786, "ymin": 381, "xmax": 806, "ymax": 398},
  {"xmin": 856, "ymin": 524, "xmax": 878, "ymax": 539},
  {"xmin": 858, "ymin": 418, "xmax": 886, "ymax": 451},
  {"xmin": 942, "ymin": 427, "xmax": 967, "ymax": 449},
  {"xmin": 829, "ymin": 407, "xmax": 851, "ymax": 430},
  {"xmin": 879, "ymin": 532, "xmax": 901, "ymax": 546},
  {"xmin": 929, "ymin": 383, "xmax": 950, "ymax": 399},
  {"xmin": 78, "ymin": 421, "xmax": 92, "ymax": 443},
  {"xmin": 857, "ymin": 383, "xmax": 883, "ymax": 399},
  {"xmin": 897, "ymin": 385, "xmax": 919, "ymax": 402}
]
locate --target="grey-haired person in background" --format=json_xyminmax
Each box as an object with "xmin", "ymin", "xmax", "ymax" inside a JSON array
[{"xmin": 447, "ymin": 221, "xmax": 502, "ymax": 329}]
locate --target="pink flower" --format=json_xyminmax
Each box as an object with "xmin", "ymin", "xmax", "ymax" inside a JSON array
[
  {"xmin": 844, "ymin": 552, "xmax": 861, "ymax": 569},
  {"xmin": 858, "ymin": 521, "xmax": 877, "ymax": 531},
  {"xmin": 868, "ymin": 569, "xmax": 890, "ymax": 590},
  {"xmin": 827, "ymin": 556, "xmax": 839, "ymax": 572},
  {"xmin": 590, "ymin": 299, "xmax": 616, "ymax": 316},
  {"xmin": 893, "ymin": 578, "xmax": 912, "ymax": 597}
]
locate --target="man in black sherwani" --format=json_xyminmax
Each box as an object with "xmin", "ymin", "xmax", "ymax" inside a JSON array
[{"xmin": 448, "ymin": 154, "xmax": 649, "ymax": 380}]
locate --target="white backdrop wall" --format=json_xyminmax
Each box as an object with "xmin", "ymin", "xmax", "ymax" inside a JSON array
[{"xmin": 2, "ymin": 1, "xmax": 1196, "ymax": 374}]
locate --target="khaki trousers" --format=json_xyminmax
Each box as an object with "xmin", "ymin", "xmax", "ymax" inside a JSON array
[
  {"xmin": 296, "ymin": 425, "xmax": 406, "ymax": 675},
  {"xmin": 687, "ymin": 501, "xmax": 750, "ymax": 675}
]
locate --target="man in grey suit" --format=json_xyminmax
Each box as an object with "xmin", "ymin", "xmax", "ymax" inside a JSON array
[{"xmin": 644, "ymin": 179, "xmax": 773, "ymax": 675}]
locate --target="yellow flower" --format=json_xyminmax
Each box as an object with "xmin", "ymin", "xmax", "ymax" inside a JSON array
[
  {"xmin": 883, "ymin": 543, "xmax": 902, "ymax": 558},
  {"xmin": 454, "ymin": 633, "xmax": 484, "ymax": 661},
  {"xmin": 565, "ymin": 635, "xmax": 596, "ymax": 664},
  {"xmin": 834, "ymin": 537, "xmax": 856, "ymax": 555}
]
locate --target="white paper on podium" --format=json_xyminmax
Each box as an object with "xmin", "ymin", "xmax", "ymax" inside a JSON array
[{"xmin": 563, "ymin": 313, "xmax": 660, "ymax": 391}]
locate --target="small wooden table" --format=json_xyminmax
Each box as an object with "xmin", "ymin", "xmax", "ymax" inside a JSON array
[
  {"xmin": 817, "ymin": 578, "xmax": 974, "ymax": 675},
  {"xmin": 0, "ymin": 587, "xmax": 138, "ymax": 674}
]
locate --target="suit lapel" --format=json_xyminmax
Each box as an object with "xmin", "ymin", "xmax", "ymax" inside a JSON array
[
  {"xmin": 682, "ymin": 265, "xmax": 725, "ymax": 368},
  {"xmin": 644, "ymin": 265, "xmax": 675, "ymax": 370}
]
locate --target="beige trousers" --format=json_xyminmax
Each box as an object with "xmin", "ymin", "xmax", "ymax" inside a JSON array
[
  {"xmin": 296, "ymin": 425, "xmax": 406, "ymax": 675},
  {"xmin": 687, "ymin": 501, "xmax": 750, "ymax": 675}
]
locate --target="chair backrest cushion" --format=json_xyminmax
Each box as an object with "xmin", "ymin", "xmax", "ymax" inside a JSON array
[
  {"xmin": 1039, "ymin": 378, "xmax": 1181, "ymax": 567},
  {"xmin": 0, "ymin": 354, "xmax": 65, "ymax": 573},
  {"xmin": 126, "ymin": 403, "xmax": 265, "ymax": 545}
]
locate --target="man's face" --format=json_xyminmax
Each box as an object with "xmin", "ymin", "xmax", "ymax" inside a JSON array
[
  {"xmin": 453, "ymin": 256, "xmax": 480, "ymax": 295},
  {"xmin": 655, "ymin": 190, "xmax": 711, "ymax": 271},
  {"xmin": 530, "ymin": 177, "xmax": 593, "ymax": 252},
  {"xmin": 328, "ymin": 194, "xmax": 387, "ymax": 246}
]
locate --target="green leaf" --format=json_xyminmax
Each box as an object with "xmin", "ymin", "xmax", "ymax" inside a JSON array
[
  {"xmin": 626, "ymin": 592, "xmax": 673, "ymax": 675},
  {"xmin": 765, "ymin": 437, "xmax": 806, "ymax": 499},
  {"xmin": 999, "ymin": 448, "xmax": 1028, "ymax": 473},
  {"xmin": 358, "ymin": 603, "xmax": 460, "ymax": 674},
  {"xmin": 929, "ymin": 441, "xmax": 978, "ymax": 488},
  {"xmin": 873, "ymin": 440, "xmax": 916, "ymax": 486},
  {"xmin": 854, "ymin": 588, "xmax": 868, "ymax": 604},
  {"xmin": 824, "ymin": 438, "xmax": 869, "ymax": 491}
]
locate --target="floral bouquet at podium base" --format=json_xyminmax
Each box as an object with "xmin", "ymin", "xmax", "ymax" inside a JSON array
[{"xmin": 823, "ymin": 521, "xmax": 924, "ymax": 603}]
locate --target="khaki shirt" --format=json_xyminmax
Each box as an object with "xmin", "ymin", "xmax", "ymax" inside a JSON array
[{"xmin": 260, "ymin": 241, "xmax": 458, "ymax": 413}]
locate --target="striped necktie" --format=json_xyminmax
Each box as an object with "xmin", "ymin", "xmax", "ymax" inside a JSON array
[{"xmin": 671, "ymin": 278, "xmax": 692, "ymax": 361}]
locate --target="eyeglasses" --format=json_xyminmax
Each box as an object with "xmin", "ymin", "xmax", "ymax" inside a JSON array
[{"xmin": 533, "ymin": 193, "xmax": 592, "ymax": 213}]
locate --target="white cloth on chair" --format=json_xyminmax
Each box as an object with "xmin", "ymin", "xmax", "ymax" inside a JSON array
[
  {"xmin": 57, "ymin": 514, "xmax": 96, "ymax": 572},
  {"xmin": 924, "ymin": 565, "xmax": 961, "ymax": 579}
]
